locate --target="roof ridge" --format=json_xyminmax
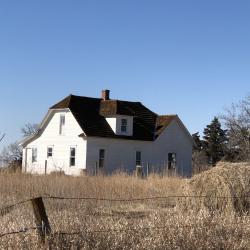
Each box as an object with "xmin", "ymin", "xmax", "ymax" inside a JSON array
[
  {"xmin": 158, "ymin": 114, "xmax": 177, "ymax": 117},
  {"xmin": 116, "ymin": 99, "xmax": 141, "ymax": 103},
  {"xmin": 70, "ymin": 94, "xmax": 101, "ymax": 100},
  {"xmin": 50, "ymin": 94, "xmax": 72, "ymax": 109}
]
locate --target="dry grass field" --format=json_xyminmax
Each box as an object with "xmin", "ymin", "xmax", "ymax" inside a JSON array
[{"xmin": 1, "ymin": 162, "xmax": 250, "ymax": 249}]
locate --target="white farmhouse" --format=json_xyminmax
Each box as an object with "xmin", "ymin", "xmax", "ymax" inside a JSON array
[{"xmin": 20, "ymin": 90, "xmax": 193, "ymax": 177}]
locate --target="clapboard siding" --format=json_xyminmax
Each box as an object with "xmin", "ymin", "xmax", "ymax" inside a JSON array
[
  {"xmin": 86, "ymin": 137, "xmax": 150, "ymax": 174},
  {"xmin": 86, "ymin": 118, "xmax": 192, "ymax": 177},
  {"xmin": 152, "ymin": 119, "xmax": 192, "ymax": 176},
  {"xmin": 22, "ymin": 110, "xmax": 192, "ymax": 177},
  {"xmin": 23, "ymin": 110, "xmax": 86, "ymax": 175}
]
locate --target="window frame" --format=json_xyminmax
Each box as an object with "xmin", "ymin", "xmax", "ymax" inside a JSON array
[
  {"xmin": 136, "ymin": 151, "xmax": 141, "ymax": 166},
  {"xmin": 47, "ymin": 147, "xmax": 53, "ymax": 158},
  {"xmin": 168, "ymin": 153, "xmax": 177, "ymax": 170},
  {"xmin": 99, "ymin": 149, "xmax": 105, "ymax": 168},
  {"xmin": 59, "ymin": 114, "xmax": 65, "ymax": 135},
  {"xmin": 69, "ymin": 147, "xmax": 76, "ymax": 167},
  {"xmin": 121, "ymin": 118, "xmax": 128, "ymax": 133},
  {"xmin": 32, "ymin": 148, "xmax": 37, "ymax": 163}
]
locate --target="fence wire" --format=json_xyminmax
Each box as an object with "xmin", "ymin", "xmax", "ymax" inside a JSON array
[
  {"xmin": 43, "ymin": 194, "xmax": 250, "ymax": 201},
  {"xmin": 0, "ymin": 226, "xmax": 38, "ymax": 238},
  {"xmin": 0, "ymin": 194, "xmax": 249, "ymax": 240}
]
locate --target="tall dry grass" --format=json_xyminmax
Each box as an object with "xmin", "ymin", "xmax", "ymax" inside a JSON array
[
  {"xmin": 181, "ymin": 162, "xmax": 250, "ymax": 213},
  {"xmin": 0, "ymin": 171, "xmax": 184, "ymax": 204},
  {"xmin": 0, "ymin": 162, "xmax": 250, "ymax": 249}
]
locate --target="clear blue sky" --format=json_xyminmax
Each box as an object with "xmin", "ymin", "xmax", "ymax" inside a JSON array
[{"xmin": 0, "ymin": 0, "xmax": 249, "ymax": 150}]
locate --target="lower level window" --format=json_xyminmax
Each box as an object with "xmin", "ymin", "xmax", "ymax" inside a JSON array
[
  {"xmin": 168, "ymin": 153, "xmax": 176, "ymax": 169},
  {"xmin": 136, "ymin": 151, "xmax": 141, "ymax": 166},
  {"xmin": 99, "ymin": 149, "xmax": 105, "ymax": 168},
  {"xmin": 47, "ymin": 147, "xmax": 53, "ymax": 158},
  {"xmin": 70, "ymin": 147, "xmax": 76, "ymax": 166},
  {"xmin": 32, "ymin": 148, "xmax": 37, "ymax": 163}
]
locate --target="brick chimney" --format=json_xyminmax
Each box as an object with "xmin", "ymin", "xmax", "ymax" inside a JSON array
[{"xmin": 101, "ymin": 89, "xmax": 110, "ymax": 100}]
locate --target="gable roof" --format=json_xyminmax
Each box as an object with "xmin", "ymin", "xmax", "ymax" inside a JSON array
[{"xmin": 155, "ymin": 115, "xmax": 177, "ymax": 139}]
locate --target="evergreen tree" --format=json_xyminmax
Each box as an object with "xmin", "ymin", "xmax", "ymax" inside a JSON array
[
  {"xmin": 192, "ymin": 132, "xmax": 203, "ymax": 151},
  {"xmin": 203, "ymin": 117, "xmax": 228, "ymax": 166}
]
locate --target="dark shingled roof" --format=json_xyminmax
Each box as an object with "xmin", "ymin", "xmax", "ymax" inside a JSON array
[
  {"xmin": 50, "ymin": 94, "xmax": 176, "ymax": 141},
  {"xmin": 155, "ymin": 115, "xmax": 177, "ymax": 139}
]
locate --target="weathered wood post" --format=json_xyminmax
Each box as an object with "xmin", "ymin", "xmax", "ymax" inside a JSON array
[
  {"xmin": 45, "ymin": 160, "xmax": 47, "ymax": 175},
  {"xmin": 24, "ymin": 148, "xmax": 28, "ymax": 173},
  {"xmin": 136, "ymin": 165, "xmax": 143, "ymax": 178},
  {"xmin": 95, "ymin": 162, "xmax": 98, "ymax": 176},
  {"xmin": 31, "ymin": 197, "xmax": 51, "ymax": 242},
  {"xmin": 146, "ymin": 163, "xmax": 149, "ymax": 178}
]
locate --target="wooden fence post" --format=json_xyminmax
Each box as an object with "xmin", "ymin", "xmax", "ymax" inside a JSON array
[
  {"xmin": 146, "ymin": 163, "xmax": 149, "ymax": 177},
  {"xmin": 95, "ymin": 162, "xmax": 98, "ymax": 176},
  {"xmin": 31, "ymin": 197, "xmax": 51, "ymax": 242},
  {"xmin": 45, "ymin": 160, "xmax": 47, "ymax": 175},
  {"xmin": 136, "ymin": 166, "xmax": 143, "ymax": 178}
]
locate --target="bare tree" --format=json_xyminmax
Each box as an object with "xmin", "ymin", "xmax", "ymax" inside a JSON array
[
  {"xmin": 221, "ymin": 95, "xmax": 250, "ymax": 161},
  {"xmin": 0, "ymin": 123, "xmax": 38, "ymax": 169},
  {"xmin": 0, "ymin": 133, "xmax": 5, "ymax": 143},
  {"xmin": 21, "ymin": 123, "xmax": 39, "ymax": 137},
  {"xmin": 0, "ymin": 142, "xmax": 22, "ymax": 169}
]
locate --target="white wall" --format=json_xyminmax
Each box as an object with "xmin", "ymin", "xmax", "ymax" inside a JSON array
[
  {"xmin": 23, "ymin": 110, "xmax": 86, "ymax": 176},
  {"xmin": 152, "ymin": 119, "xmax": 192, "ymax": 177},
  {"xmin": 22, "ymin": 114, "xmax": 192, "ymax": 177},
  {"xmin": 86, "ymin": 137, "xmax": 151, "ymax": 174},
  {"xmin": 86, "ymin": 118, "xmax": 192, "ymax": 177}
]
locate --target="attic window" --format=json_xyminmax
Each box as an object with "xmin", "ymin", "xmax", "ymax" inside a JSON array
[
  {"xmin": 59, "ymin": 114, "xmax": 65, "ymax": 135},
  {"xmin": 121, "ymin": 119, "xmax": 127, "ymax": 132}
]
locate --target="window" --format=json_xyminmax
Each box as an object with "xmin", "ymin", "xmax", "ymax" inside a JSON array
[
  {"xmin": 99, "ymin": 149, "xmax": 105, "ymax": 168},
  {"xmin": 70, "ymin": 147, "xmax": 76, "ymax": 166},
  {"xmin": 32, "ymin": 148, "xmax": 37, "ymax": 163},
  {"xmin": 59, "ymin": 114, "xmax": 65, "ymax": 135},
  {"xmin": 121, "ymin": 119, "xmax": 127, "ymax": 132},
  {"xmin": 47, "ymin": 147, "xmax": 53, "ymax": 158},
  {"xmin": 168, "ymin": 153, "xmax": 176, "ymax": 170},
  {"xmin": 136, "ymin": 151, "xmax": 141, "ymax": 166}
]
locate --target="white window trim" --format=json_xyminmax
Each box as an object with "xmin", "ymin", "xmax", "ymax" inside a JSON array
[
  {"xmin": 47, "ymin": 146, "xmax": 53, "ymax": 158},
  {"xmin": 59, "ymin": 114, "xmax": 65, "ymax": 135},
  {"xmin": 69, "ymin": 147, "xmax": 76, "ymax": 167},
  {"xmin": 121, "ymin": 118, "xmax": 128, "ymax": 133},
  {"xmin": 32, "ymin": 148, "xmax": 37, "ymax": 163}
]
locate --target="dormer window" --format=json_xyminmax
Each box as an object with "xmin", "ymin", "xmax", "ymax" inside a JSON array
[
  {"xmin": 105, "ymin": 115, "xmax": 133, "ymax": 136},
  {"xmin": 121, "ymin": 119, "xmax": 127, "ymax": 133}
]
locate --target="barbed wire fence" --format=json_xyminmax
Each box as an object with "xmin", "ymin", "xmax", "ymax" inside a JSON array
[{"xmin": 0, "ymin": 194, "xmax": 249, "ymax": 246}]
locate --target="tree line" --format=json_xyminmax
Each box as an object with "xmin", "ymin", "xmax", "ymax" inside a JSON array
[
  {"xmin": 0, "ymin": 124, "xmax": 38, "ymax": 169},
  {"xmin": 192, "ymin": 94, "xmax": 250, "ymax": 173}
]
